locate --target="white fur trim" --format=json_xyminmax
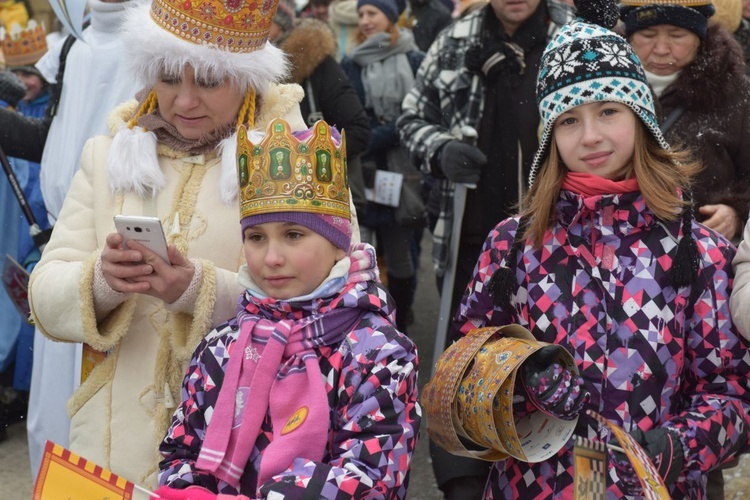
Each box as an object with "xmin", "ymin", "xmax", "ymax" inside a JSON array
[
  {"xmin": 107, "ymin": 124, "xmax": 165, "ymax": 196},
  {"xmin": 122, "ymin": 2, "xmax": 289, "ymax": 90},
  {"xmin": 218, "ymin": 132, "xmax": 239, "ymax": 204}
]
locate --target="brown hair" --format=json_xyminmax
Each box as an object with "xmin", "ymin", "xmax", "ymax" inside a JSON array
[{"xmin": 521, "ymin": 119, "xmax": 701, "ymax": 247}]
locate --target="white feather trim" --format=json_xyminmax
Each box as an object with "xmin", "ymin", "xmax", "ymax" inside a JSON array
[
  {"xmin": 107, "ymin": 124, "xmax": 165, "ymax": 196},
  {"xmin": 122, "ymin": 2, "xmax": 289, "ymax": 91}
]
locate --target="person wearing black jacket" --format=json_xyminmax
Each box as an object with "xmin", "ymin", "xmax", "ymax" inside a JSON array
[{"xmin": 280, "ymin": 17, "xmax": 371, "ymax": 217}]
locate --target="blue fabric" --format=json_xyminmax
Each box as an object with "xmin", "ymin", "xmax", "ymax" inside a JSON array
[{"xmin": 0, "ymin": 92, "xmax": 49, "ymax": 386}]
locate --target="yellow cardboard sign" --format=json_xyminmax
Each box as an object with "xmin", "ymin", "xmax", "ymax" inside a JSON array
[{"xmin": 34, "ymin": 441, "xmax": 136, "ymax": 499}]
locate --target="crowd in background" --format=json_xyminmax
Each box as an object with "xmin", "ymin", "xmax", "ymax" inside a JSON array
[{"xmin": 1, "ymin": 0, "xmax": 750, "ymax": 498}]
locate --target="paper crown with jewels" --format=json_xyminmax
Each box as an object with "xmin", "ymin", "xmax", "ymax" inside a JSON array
[
  {"xmin": 237, "ymin": 118, "xmax": 350, "ymax": 222},
  {"xmin": 1, "ymin": 20, "xmax": 48, "ymax": 68},
  {"xmin": 122, "ymin": 0, "xmax": 288, "ymax": 92}
]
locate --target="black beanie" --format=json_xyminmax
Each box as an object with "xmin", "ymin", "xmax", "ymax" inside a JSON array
[{"xmin": 620, "ymin": 0, "xmax": 716, "ymax": 39}]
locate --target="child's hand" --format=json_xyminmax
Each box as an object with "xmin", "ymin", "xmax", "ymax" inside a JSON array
[
  {"xmin": 520, "ymin": 346, "xmax": 590, "ymax": 420},
  {"xmin": 609, "ymin": 428, "xmax": 684, "ymax": 487}
]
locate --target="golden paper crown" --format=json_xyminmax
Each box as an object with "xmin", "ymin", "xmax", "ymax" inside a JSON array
[
  {"xmin": 238, "ymin": 119, "xmax": 350, "ymax": 221},
  {"xmin": 423, "ymin": 325, "xmax": 578, "ymax": 463},
  {"xmin": 150, "ymin": 0, "xmax": 279, "ymax": 52},
  {"xmin": 1, "ymin": 21, "xmax": 47, "ymax": 68}
]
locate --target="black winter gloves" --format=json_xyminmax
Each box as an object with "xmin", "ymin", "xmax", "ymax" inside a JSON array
[
  {"xmin": 611, "ymin": 428, "xmax": 684, "ymax": 489},
  {"xmin": 519, "ymin": 346, "xmax": 589, "ymax": 421},
  {"xmin": 436, "ymin": 140, "xmax": 487, "ymax": 184}
]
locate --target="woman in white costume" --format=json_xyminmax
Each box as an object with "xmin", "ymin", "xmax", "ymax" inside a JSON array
[{"xmin": 28, "ymin": 0, "xmax": 306, "ymax": 489}]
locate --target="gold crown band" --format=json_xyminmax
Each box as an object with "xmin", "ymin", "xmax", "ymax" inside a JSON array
[
  {"xmin": 238, "ymin": 119, "xmax": 350, "ymax": 221},
  {"xmin": 150, "ymin": 0, "xmax": 277, "ymax": 52}
]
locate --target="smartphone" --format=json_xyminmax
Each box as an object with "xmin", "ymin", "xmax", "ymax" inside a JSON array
[{"xmin": 113, "ymin": 215, "xmax": 171, "ymax": 264}]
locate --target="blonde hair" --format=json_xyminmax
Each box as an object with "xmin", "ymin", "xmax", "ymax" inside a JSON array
[{"xmin": 521, "ymin": 120, "xmax": 700, "ymax": 247}]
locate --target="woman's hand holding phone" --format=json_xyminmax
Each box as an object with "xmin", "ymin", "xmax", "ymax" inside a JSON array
[{"xmin": 101, "ymin": 232, "xmax": 195, "ymax": 304}]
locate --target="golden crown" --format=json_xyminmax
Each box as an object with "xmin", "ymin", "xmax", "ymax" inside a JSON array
[
  {"xmin": 238, "ymin": 119, "xmax": 350, "ymax": 221},
  {"xmin": 1, "ymin": 21, "xmax": 47, "ymax": 68},
  {"xmin": 150, "ymin": 0, "xmax": 279, "ymax": 53}
]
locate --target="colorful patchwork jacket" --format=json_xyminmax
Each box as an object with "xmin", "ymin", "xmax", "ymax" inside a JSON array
[
  {"xmin": 451, "ymin": 190, "xmax": 750, "ymax": 499},
  {"xmin": 159, "ymin": 253, "xmax": 421, "ymax": 499}
]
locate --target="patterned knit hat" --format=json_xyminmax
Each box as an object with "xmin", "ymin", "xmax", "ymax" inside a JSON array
[
  {"xmin": 620, "ymin": 0, "xmax": 716, "ymax": 39},
  {"xmin": 238, "ymin": 119, "xmax": 352, "ymax": 250},
  {"xmin": 274, "ymin": 0, "xmax": 297, "ymax": 34},
  {"xmin": 356, "ymin": 0, "xmax": 406, "ymax": 24},
  {"xmin": 529, "ymin": 0, "xmax": 669, "ymax": 187}
]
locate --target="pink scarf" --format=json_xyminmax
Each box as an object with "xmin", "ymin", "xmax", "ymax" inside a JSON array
[
  {"xmin": 561, "ymin": 172, "xmax": 639, "ymax": 197},
  {"xmin": 196, "ymin": 249, "xmax": 374, "ymax": 489}
]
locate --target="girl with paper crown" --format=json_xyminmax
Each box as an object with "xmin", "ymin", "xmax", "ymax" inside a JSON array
[
  {"xmin": 156, "ymin": 119, "xmax": 420, "ymax": 499},
  {"xmin": 448, "ymin": 0, "xmax": 750, "ymax": 497},
  {"xmin": 27, "ymin": 0, "xmax": 310, "ymax": 489}
]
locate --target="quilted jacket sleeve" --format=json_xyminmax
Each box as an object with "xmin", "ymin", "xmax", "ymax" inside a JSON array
[{"xmin": 665, "ymin": 226, "xmax": 750, "ymax": 480}]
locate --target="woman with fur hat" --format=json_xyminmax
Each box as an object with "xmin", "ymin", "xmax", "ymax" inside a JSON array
[
  {"xmin": 341, "ymin": 0, "xmax": 423, "ymax": 335},
  {"xmin": 450, "ymin": 0, "xmax": 750, "ymax": 496},
  {"xmin": 620, "ymin": 0, "xmax": 750, "ymax": 243},
  {"xmin": 156, "ymin": 119, "xmax": 419, "ymax": 499},
  {"xmin": 27, "ymin": 0, "xmax": 308, "ymax": 489}
]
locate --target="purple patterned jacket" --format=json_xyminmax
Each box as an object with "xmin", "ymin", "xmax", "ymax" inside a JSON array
[
  {"xmin": 159, "ymin": 264, "xmax": 420, "ymax": 499},
  {"xmin": 452, "ymin": 190, "xmax": 750, "ymax": 499}
]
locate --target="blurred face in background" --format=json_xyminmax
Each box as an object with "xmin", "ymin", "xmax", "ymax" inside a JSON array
[
  {"xmin": 629, "ymin": 25, "xmax": 700, "ymax": 76},
  {"xmin": 744, "ymin": 0, "xmax": 750, "ymax": 20},
  {"xmin": 358, "ymin": 5, "xmax": 391, "ymax": 37},
  {"xmin": 310, "ymin": 1, "xmax": 330, "ymax": 21},
  {"xmin": 490, "ymin": 0, "xmax": 542, "ymax": 36},
  {"xmin": 13, "ymin": 70, "xmax": 45, "ymax": 102}
]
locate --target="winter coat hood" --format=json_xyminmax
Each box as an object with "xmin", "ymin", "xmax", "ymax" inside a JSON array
[{"xmin": 282, "ymin": 19, "xmax": 337, "ymax": 84}]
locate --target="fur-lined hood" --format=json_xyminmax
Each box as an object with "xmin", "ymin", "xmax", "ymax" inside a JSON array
[
  {"xmin": 281, "ymin": 19, "xmax": 337, "ymax": 84},
  {"xmin": 662, "ymin": 24, "xmax": 748, "ymax": 112}
]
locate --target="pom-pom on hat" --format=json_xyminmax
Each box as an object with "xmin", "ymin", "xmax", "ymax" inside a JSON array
[
  {"xmin": 620, "ymin": 0, "xmax": 716, "ymax": 39},
  {"xmin": 238, "ymin": 119, "xmax": 352, "ymax": 250},
  {"xmin": 356, "ymin": 0, "xmax": 406, "ymax": 24},
  {"xmin": 528, "ymin": 0, "xmax": 669, "ymax": 187},
  {"xmin": 121, "ymin": 0, "xmax": 289, "ymax": 92}
]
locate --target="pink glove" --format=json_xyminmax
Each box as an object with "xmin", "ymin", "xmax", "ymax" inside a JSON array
[{"xmin": 154, "ymin": 485, "xmax": 252, "ymax": 500}]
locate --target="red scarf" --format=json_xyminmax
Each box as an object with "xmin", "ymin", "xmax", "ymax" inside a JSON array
[{"xmin": 561, "ymin": 172, "xmax": 639, "ymax": 197}]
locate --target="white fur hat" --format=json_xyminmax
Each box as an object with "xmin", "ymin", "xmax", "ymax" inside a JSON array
[{"xmin": 121, "ymin": 0, "xmax": 289, "ymax": 90}]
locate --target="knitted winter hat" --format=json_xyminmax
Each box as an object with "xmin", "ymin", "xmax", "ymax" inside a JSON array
[
  {"xmin": 489, "ymin": 0, "xmax": 699, "ymax": 310},
  {"xmin": 0, "ymin": 70, "xmax": 26, "ymax": 107},
  {"xmin": 274, "ymin": 0, "xmax": 297, "ymax": 34},
  {"xmin": 238, "ymin": 119, "xmax": 352, "ymax": 250},
  {"xmin": 529, "ymin": 0, "xmax": 669, "ymax": 187},
  {"xmin": 356, "ymin": 0, "xmax": 406, "ymax": 24},
  {"xmin": 710, "ymin": 0, "xmax": 742, "ymax": 33},
  {"xmin": 620, "ymin": 0, "xmax": 716, "ymax": 39}
]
